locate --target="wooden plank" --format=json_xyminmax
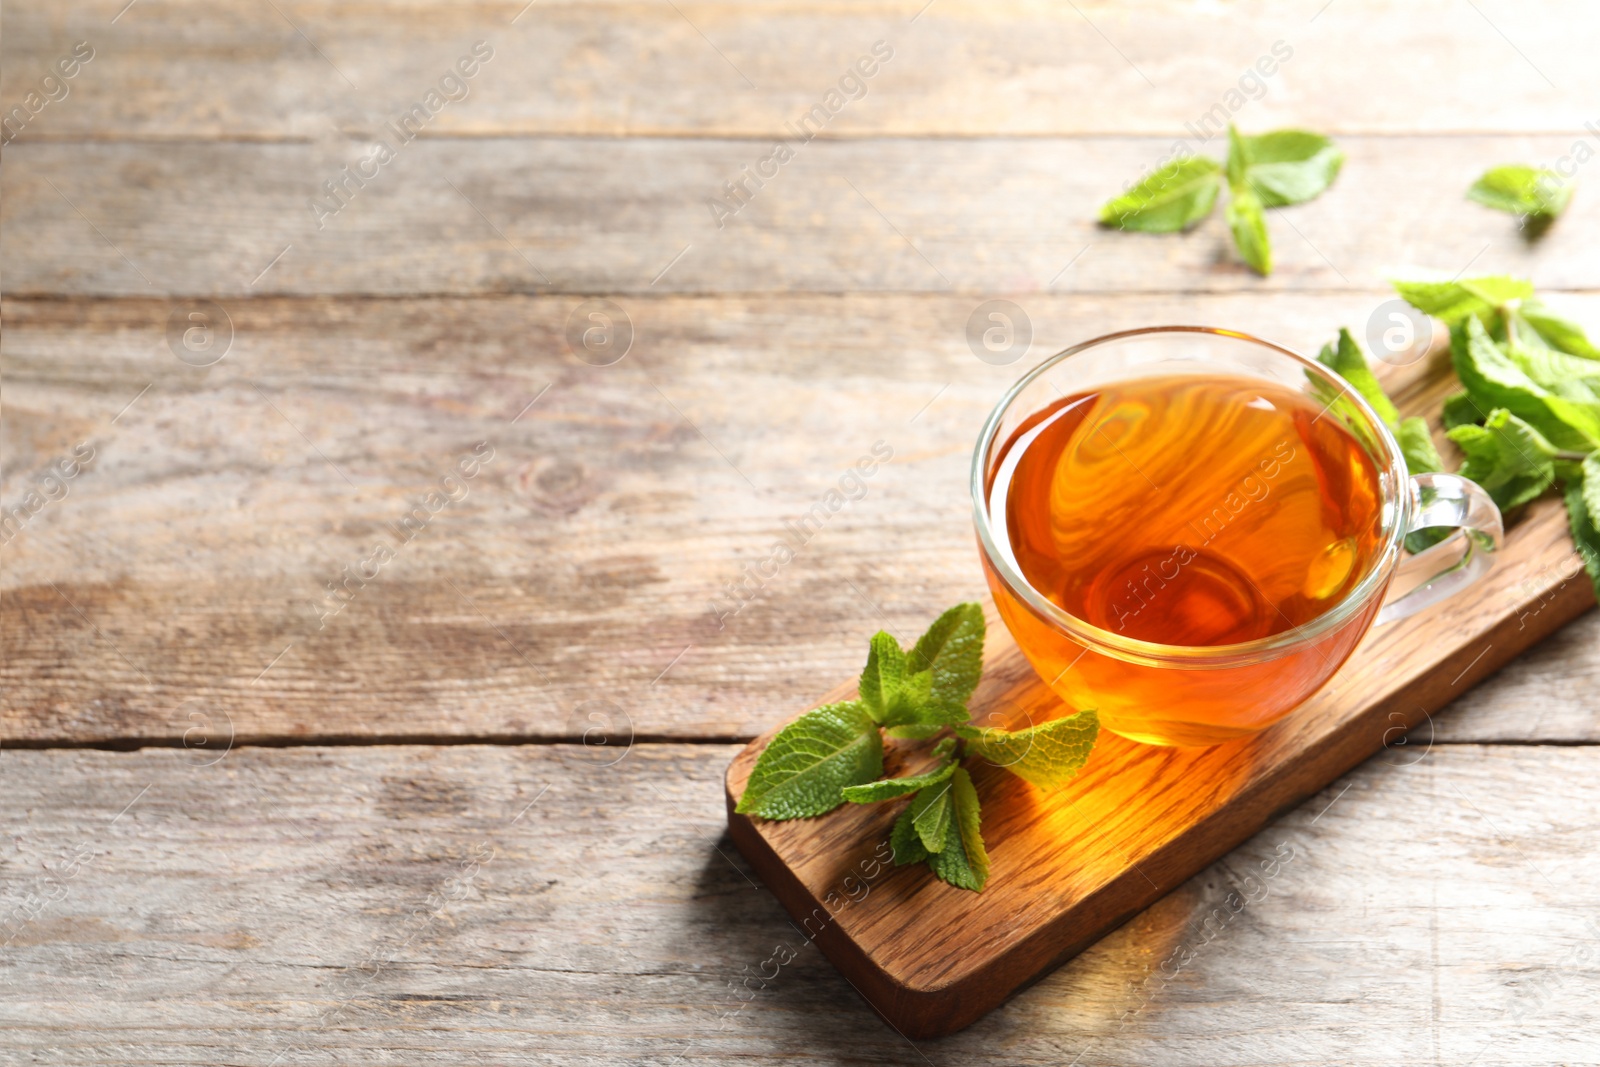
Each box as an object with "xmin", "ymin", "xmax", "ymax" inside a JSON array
[
  {"xmin": 2, "ymin": 742, "xmax": 1599, "ymax": 1063},
  {"xmin": 2, "ymin": 0, "xmax": 1594, "ymax": 140},
  {"xmin": 5, "ymin": 291, "xmax": 1594, "ymax": 746},
  {"xmin": 5, "ymin": 134, "xmax": 1600, "ymax": 297},
  {"xmin": 723, "ymin": 371, "xmax": 1593, "ymax": 1035}
]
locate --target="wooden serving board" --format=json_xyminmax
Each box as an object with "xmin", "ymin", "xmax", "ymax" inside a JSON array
[{"xmin": 724, "ymin": 394, "xmax": 1595, "ymax": 1039}]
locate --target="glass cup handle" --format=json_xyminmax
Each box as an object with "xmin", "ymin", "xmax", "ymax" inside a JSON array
[{"xmin": 1374, "ymin": 473, "xmax": 1505, "ymax": 626}]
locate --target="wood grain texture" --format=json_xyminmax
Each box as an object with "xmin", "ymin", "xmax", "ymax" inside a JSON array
[
  {"xmin": 1, "ymin": 0, "xmax": 1592, "ymax": 140},
  {"xmin": 3, "ymin": 743, "xmax": 1599, "ymax": 1064},
  {"xmin": 5, "ymin": 291, "xmax": 1594, "ymax": 746},
  {"xmin": 6, "ymin": 135, "xmax": 1600, "ymax": 297},
  {"xmin": 724, "ymin": 377, "xmax": 1593, "ymax": 1034}
]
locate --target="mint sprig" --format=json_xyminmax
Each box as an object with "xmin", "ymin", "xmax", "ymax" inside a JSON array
[
  {"xmin": 736, "ymin": 602, "xmax": 1101, "ymax": 892},
  {"xmin": 1100, "ymin": 125, "xmax": 1343, "ymax": 276}
]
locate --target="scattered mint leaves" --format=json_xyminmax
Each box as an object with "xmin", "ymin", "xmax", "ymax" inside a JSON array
[
  {"xmin": 1468, "ymin": 165, "xmax": 1573, "ymax": 223},
  {"xmin": 1383, "ymin": 272, "xmax": 1600, "ymax": 600},
  {"xmin": 1097, "ymin": 157, "xmax": 1221, "ymax": 232},
  {"xmin": 959, "ymin": 711, "xmax": 1100, "ymax": 790},
  {"xmin": 737, "ymin": 601, "xmax": 1101, "ymax": 893},
  {"xmin": 1098, "ymin": 126, "xmax": 1342, "ymax": 275},
  {"xmin": 734, "ymin": 702, "xmax": 882, "ymax": 819}
]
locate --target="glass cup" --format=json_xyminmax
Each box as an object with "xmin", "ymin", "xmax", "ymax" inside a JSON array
[{"xmin": 971, "ymin": 326, "xmax": 1504, "ymax": 747}]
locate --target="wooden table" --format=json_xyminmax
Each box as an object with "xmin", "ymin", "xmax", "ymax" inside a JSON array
[{"xmin": 4, "ymin": 1, "xmax": 1599, "ymax": 1061}]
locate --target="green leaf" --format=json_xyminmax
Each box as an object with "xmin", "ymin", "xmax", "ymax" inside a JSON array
[
  {"xmin": 960, "ymin": 710, "xmax": 1100, "ymax": 790},
  {"xmin": 1229, "ymin": 128, "xmax": 1345, "ymax": 207},
  {"xmin": 1585, "ymin": 453, "xmax": 1600, "ymax": 535},
  {"xmin": 1441, "ymin": 391, "xmax": 1487, "ymax": 430},
  {"xmin": 857, "ymin": 631, "xmax": 906, "ymax": 724},
  {"xmin": 1098, "ymin": 157, "xmax": 1222, "ymax": 232},
  {"xmin": 840, "ymin": 761, "xmax": 955, "ymax": 804},
  {"xmin": 1520, "ymin": 301, "xmax": 1600, "ymax": 360},
  {"xmin": 906, "ymin": 602, "xmax": 986, "ymax": 717},
  {"xmin": 1317, "ymin": 327, "xmax": 1399, "ymax": 428},
  {"xmin": 890, "ymin": 804, "xmax": 929, "ymax": 866},
  {"xmin": 909, "ymin": 775, "xmax": 956, "ymax": 854},
  {"xmin": 1397, "ymin": 417, "xmax": 1444, "ymax": 475},
  {"xmin": 735, "ymin": 702, "xmax": 883, "ymax": 820},
  {"xmin": 1565, "ymin": 473, "xmax": 1600, "ymax": 602},
  {"xmin": 1454, "ymin": 316, "xmax": 1600, "ymax": 451},
  {"xmin": 1392, "ymin": 274, "xmax": 1534, "ymax": 325},
  {"xmin": 881, "ymin": 669, "xmax": 967, "ymax": 736},
  {"xmin": 1467, "ymin": 165, "xmax": 1573, "ymax": 220},
  {"xmin": 930, "ymin": 736, "xmax": 957, "ymax": 760},
  {"xmin": 1225, "ymin": 185, "xmax": 1272, "ymax": 275},
  {"xmin": 1398, "ymin": 417, "xmax": 1451, "ymax": 554},
  {"xmin": 927, "ymin": 768, "xmax": 990, "ymax": 892},
  {"xmin": 1447, "ymin": 408, "xmax": 1559, "ymax": 511}
]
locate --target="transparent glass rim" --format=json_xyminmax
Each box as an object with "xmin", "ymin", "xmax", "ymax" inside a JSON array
[{"xmin": 969, "ymin": 325, "xmax": 1410, "ymax": 668}]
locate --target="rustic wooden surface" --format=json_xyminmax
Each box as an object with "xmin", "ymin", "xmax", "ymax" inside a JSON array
[{"xmin": 3, "ymin": 0, "xmax": 1599, "ymax": 1061}]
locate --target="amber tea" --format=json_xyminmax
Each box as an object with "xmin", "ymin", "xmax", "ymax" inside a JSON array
[{"xmin": 983, "ymin": 373, "xmax": 1388, "ymax": 745}]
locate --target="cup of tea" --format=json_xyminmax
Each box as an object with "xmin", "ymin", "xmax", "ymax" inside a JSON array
[{"xmin": 971, "ymin": 326, "xmax": 1503, "ymax": 747}]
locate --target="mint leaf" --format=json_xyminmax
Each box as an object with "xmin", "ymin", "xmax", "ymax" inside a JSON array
[
  {"xmin": 1393, "ymin": 274, "xmax": 1534, "ymax": 325},
  {"xmin": 1098, "ymin": 157, "xmax": 1221, "ymax": 232},
  {"xmin": 890, "ymin": 804, "xmax": 929, "ymax": 866},
  {"xmin": 857, "ymin": 631, "xmax": 906, "ymax": 724},
  {"xmin": 1520, "ymin": 302, "xmax": 1600, "ymax": 360},
  {"xmin": 1398, "ymin": 416, "xmax": 1454, "ymax": 553},
  {"xmin": 1230, "ymin": 128, "xmax": 1344, "ymax": 207},
  {"xmin": 735, "ymin": 702, "xmax": 883, "ymax": 819},
  {"xmin": 1442, "ymin": 391, "xmax": 1487, "ymax": 430},
  {"xmin": 1398, "ymin": 417, "xmax": 1444, "ymax": 475},
  {"xmin": 907, "ymin": 602, "xmax": 985, "ymax": 716},
  {"xmin": 840, "ymin": 761, "xmax": 955, "ymax": 804},
  {"xmin": 930, "ymin": 736, "xmax": 957, "ymax": 760},
  {"xmin": 1223, "ymin": 127, "xmax": 1271, "ymax": 275},
  {"xmin": 881, "ymin": 668, "xmax": 966, "ymax": 737},
  {"xmin": 1565, "ymin": 474, "xmax": 1600, "ymax": 601},
  {"xmin": 1467, "ymin": 165, "xmax": 1572, "ymax": 220},
  {"xmin": 1318, "ymin": 327, "xmax": 1399, "ymax": 428},
  {"xmin": 1455, "ymin": 316, "xmax": 1600, "ymax": 451},
  {"xmin": 1225, "ymin": 186, "xmax": 1272, "ymax": 275},
  {"xmin": 1447, "ymin": 408, "xmax": 1559, "ymax": 511},
  {"xmin": 960, "ymin": 710, "xmax": 1100, "ymax": 790},
  {"xmin": 909, "ymin": 775, "xmax": 955, "ymax": 853},
  {"xmin": 927, "ymin": 768, "xmax": 989, "ymax": 892},
  {"xmin": 1585, "ymin": 453, "xmax": 1600, "ymax": 536},
  {"xmin": 1504, "ymin": 341, "xmax": 1600, "ymax": 404}
]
